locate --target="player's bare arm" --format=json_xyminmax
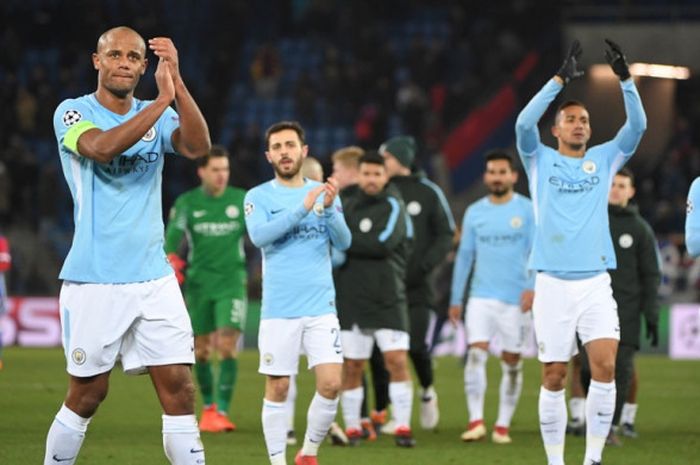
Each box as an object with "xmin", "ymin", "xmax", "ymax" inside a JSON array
[
  {"xmin": 149, "ymin": 37, "xmax": 211, "ymax": 159},
  {"xmin": 76, "ymin": 58, "xmax": 175, "ymax": 164},
  {"xmin": 448, "ymin": 304, "xmax": 462, "ymax": 327}
]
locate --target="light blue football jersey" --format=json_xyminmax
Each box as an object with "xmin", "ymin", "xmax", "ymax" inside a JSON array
[
  {"xmin": 686, "ymin": 177, "xmax": 700, "ymax": 257},
  {"xmin": 244, "ymin": 179, "xmax": 352, "ymax": 319},
  {"xmin": 450, "ymin": 193, "xmax": 535, "ymax": 306},
  {"xmin": 53, "ymin": 94, "xmax": 180, "ymax": 283},
  {"xmin": 515, "ymin": 79, "xmax": 646, "ymax": 275}
]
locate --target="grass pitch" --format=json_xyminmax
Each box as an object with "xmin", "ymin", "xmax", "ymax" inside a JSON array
[{"xmin": 1, "ymin": 348, "xmax": 698, "ymax": 464}]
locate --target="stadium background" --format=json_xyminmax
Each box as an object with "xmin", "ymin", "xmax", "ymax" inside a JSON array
[{"xmin": 1, "ymin": 1, "xmax": 700, "ymax": 464}]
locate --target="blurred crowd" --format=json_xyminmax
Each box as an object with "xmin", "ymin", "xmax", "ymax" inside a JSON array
[{"xmin": 0, "ymin": 0, "xmax": 699, "ymax": 300}]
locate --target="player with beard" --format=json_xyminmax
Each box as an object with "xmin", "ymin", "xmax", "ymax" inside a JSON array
[
  {"xmin": 244, "ymin": 121, "xmax": 351, "ymax": 465},
  {"xmin": 448, "ymin": 150, "xmax": 535, "ymax": 444}
]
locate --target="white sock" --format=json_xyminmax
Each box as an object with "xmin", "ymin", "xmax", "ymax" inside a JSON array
[
  {"xmin": 538, "ymin": 387, "xmax": 567, "ymax": 465},
  {"xmin": 162, "ymin": 414, "xmax": 205, "ymax": 465},
  {"xmin": 621, "ymin": 402, "xmax": 637, "ymax": 425},
  {"xmin": 44, "ymin": 404, "xmax": 91, "ymax": 465},
  {"xmin": 569, "ymin": 396, "xmax": 586, "ymax": 425},
  {"xmin": 262, "ymin": 399, "xmax": 288, "ymax": 465},
  {"xmin": 464, "ymin": 347, "xmax": 488, "ymax": 423},
  {"xmin": 496, "ymin": 360, "xmax": 523, "ymax": 428},
  {"xmin": 301, "ymin": 392, "xmax": 338, "ymax": 456},
  {"xmin": 389, "ymin": 381, "xmax": 413, "ymax": 429},
  {"xmin": 585, "ymin": 380, "xmax": 616, "ymax": 465},
  {"xmin": 340, "ymin": 386, "xmax": 363, "ymax": 430},
  {"xmin": 286, "ymin": 375, "xmax": 297, "ymax": 432}
]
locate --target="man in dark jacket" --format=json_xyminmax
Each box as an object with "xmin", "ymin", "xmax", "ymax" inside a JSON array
[
  {"xmin": 380, "ymin": 136, "xmax": 455, "ymax": 430},
  {"xmin": 581, "ymin": 167, "xmax": 660, "ymax": 444},
  {"xmin": 336, "ymin": 151, "xmax": 416, "ymax": 448}
]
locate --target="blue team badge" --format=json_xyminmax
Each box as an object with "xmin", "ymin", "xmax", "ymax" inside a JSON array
[
  {"xmin": 142, "ymin": 127, "xmax": 157, "ymax": 142},
  {"xmin": 244, "ymin": 202, "xmax": 254, "ymax": 217},
  {"xmin": 510, "ymin": 216, "xmax": 523, "ymax": 229},
  {"xmin": 71, "ymin": 348, "xmax": 87, "ymax": 365},
  {"xmin": 313, "ymin": 203, "xmax": 324, "ymax": 216},
  {"xmin": 582, "ymin": 160, "xmax": 596, "ymax": 174},
  {"xmin": 62, "ymin": 109, "xmax": 82, "ymax": 127}
]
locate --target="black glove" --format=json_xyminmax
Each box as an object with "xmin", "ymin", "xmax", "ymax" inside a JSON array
[
  {"xmin": 556, "ymin": 40, "xmax": 584, "ymax": 84},
  {"xmin": 604, "ymin": 38, "xmax": 631, "ymax": 80},
  {"xmin": 645, "ymin": 320, "xmax": 659, "ymax": 347}
]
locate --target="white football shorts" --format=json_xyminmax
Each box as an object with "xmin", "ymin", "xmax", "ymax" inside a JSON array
[
  {"xmin": 465, "ymin": 297, "xmax": 528, "ymax": 353},
  {"xmin": 59, "ymin": 274, "xmax": 195, "ymax": 377},
  {"xmin": 532, "ymin": 272, "xmax": 620, "ymax": 363},
  {"xmin": 258, "ymin": 312, "xmax": 343, "ymax": 376},
  {"xmin": 341, "ymin": 324, "xmax": 410, "ymax": 360}
]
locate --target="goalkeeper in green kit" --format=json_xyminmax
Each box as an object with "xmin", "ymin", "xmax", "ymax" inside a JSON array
[{"xmin": 165, "ymin": 144, "xmax": 247, "ymax": 433}]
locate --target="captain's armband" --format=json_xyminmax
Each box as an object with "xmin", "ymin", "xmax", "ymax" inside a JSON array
[{"xmin": 63, "ymin": 120, "xmax": 99, "ymax": 155}]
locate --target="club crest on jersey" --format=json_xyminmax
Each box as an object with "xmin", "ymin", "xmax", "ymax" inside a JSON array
[
  {"xmin": 313, "ymin": 203, "xmax": 324, "ymax": 216},
  {"xmin": 618, "ymin": 233, "xmax": 634, "ymax": 248},
  {"xmin": 244, "ymin": 202, "xmax": 254, "ymax": 217},
  {"xmin": 510, "ymin": 216, "xmax": 523, "ymax": 229},
  {"xmin": 142, "ymin": 127, "xmax": 157, "ymax": 142},
  {"xmin": 262, "ymin": 353, "xmax": 274, "ymax": 366},
  {"xmin": 226, "ymin": 205, "xmax": 240, "ymax": 219},
  {"xmin": 582, "ymin": 160, "xmax": 597, "ymax": 174},
  {"xmin": 62, "ymin": 109, "xmax": 82, "ymax": 127},
  {"xmin": 359, "ymin": 218, "xmax": 373, "ymax": 232},
  {"xmin": 71, "ymin": 348, "xmax": 87, "ymax": 365},
  {"xmin": 407, "ymin": 201, "xmax": 422, "ymax": 216}
]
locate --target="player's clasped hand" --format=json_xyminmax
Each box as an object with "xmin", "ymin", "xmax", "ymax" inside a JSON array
[
  {"xmin": 303, "ymin": 184, "xmax": 325, "ymax": 211},
  {"xmin": 556, "ymin": 39, "xmax": 584, "ymax": 84},
  {"xmin": 154, "ymin": 58, "xmax": 175, "ymax": 103},
  {"xmin": 322, "ymin": 176, "xmax": 339, "ymax": 208},
  {"xmin": 148, "ymin": 37, "xmax": 180, "ymax": 80},
  {"xmin": 604, "ymin": 38, "xmax": 631, "ymax": 81}
]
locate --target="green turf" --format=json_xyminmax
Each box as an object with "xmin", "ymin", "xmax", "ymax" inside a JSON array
[{"xmin": 1, "ymin": 348, "xmax": 698, "ymax": 464}]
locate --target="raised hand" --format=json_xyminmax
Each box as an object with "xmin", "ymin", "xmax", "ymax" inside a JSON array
[
  {"xmin": 154, "ymin": 58, "xmax": 175, "ymax": 103},
  {"xmin": 148, "ymin": 37, "xmax": 181, "ymax": 83},
  {"xmin": 604, "ymin": 38, "xmax": 631, "ymax": 81},
  {"xmin": 556, "ymin": 39, "xmax": 584, "ymax": 84},
  {"xmin": 323, "ymin": 177, "xmax": 339, "ymax": 208}
]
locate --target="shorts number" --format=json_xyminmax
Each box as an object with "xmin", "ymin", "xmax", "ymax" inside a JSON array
[{"xmin": 331, "ymin": 328, "xmax": 342, "ymax": 354}]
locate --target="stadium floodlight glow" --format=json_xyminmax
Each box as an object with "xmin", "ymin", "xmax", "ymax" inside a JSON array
[{"xmin": 589, "ymin": 63, "xmax": 690, "ymax": 80}]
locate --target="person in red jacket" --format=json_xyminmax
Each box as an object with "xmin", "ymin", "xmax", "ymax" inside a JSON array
[{"xmin": 0, "ymin": 233, "xmax": 11, "ymax": 370}]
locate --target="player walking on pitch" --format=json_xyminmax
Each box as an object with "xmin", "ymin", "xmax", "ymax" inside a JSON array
[
  {"xmin": 245, "ymin": 121, "xmax": 351, "ymax": 465},
  {"xmin": 165, "ymin": 145, "xmax": 247, "ymax": 433},
  {"xmin": 515, "ymin": 39, "xmax": 646, "ymax": 465},
  {"xmin": 46, "ymin": 26, "xmax": 210, "ymax": 465},
  {"xmin": 448, "ymin": 150, "xmax": 534, "ymax": 444}
]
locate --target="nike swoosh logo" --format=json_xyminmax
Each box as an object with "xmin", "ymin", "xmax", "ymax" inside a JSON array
[
  {"xmin": 596, "ymin": 412, "xmax": 613, "ymax": 417},
  {"xmin": 190, "ymin": 448, "xmax": 204, "ymax": 453},
  {"xmin": 539, "ymin": 420, "xmax": 557, "ymax": 425},
  {"xmin": 271, "ymin": 209, "xmax": 284, "ymax": 214},
  {"xmin": 53, "ymin": 455, "xmax": 76, "ymax": 462},
  {"xmin": 193, "ymin": 210, "xmax": 206, "ymax": 218}
]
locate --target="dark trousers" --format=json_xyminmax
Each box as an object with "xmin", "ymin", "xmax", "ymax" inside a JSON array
[{"xmin": 580, "ymin": 342, "xmax": 636, "ymax": 426}]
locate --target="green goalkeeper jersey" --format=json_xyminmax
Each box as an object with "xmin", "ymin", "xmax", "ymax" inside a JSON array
[{"xmin": 165, "ymin": 186, "xmax": 247, "ymax": 294}]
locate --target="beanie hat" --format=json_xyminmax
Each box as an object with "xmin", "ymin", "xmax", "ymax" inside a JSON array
[{"xmin": 380, "ymin": 136, "xmax": 417, "ymax": 168}]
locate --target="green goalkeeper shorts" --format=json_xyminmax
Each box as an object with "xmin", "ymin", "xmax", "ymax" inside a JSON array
[{"xmin": 185, "ymin": 288, "xmax": 247, "ymax": 336}]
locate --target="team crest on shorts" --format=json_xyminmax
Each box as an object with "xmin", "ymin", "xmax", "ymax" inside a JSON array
[
  {"xmin": 244, "ymin": 202, "xmax": 254, "ymax": 217},
  {"xmin": 71, "ymin": 348, "xmax": 87, "ymax": 365},
  {"xmin": 142, "ymin": 126, "xmax": 157, "ymax": 142},
  {"xmin": 313, "ymin": 203, "xmax": 324, "ymax": 216},
  {"xmin": 510, "ymin": 216, "xmax": 523, "ymax": 229},
  {"xmin": 262, "ymin": 353, "xmax": 274, "ymax": 366},
  {"xmin": 359, "ymin": 218, "xmax": 373, "ymax": 232},
  {"xmin": 582, "ymin": 160, "xmax": 596, "ymax": 174},
  {"xmin": 407, "ymin": 201, "xmax": 422, "ymax": 216},
  {"xmin": 226, "ymin": 205, "xmax": 240, "ymax": 218},
  {"xmin": 62, "ymin": 109, "xmax": 82, "ymax": 127},
  {"xmin": 618, "ymin": 233, "xmax": 633, "ymax": 248}
]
